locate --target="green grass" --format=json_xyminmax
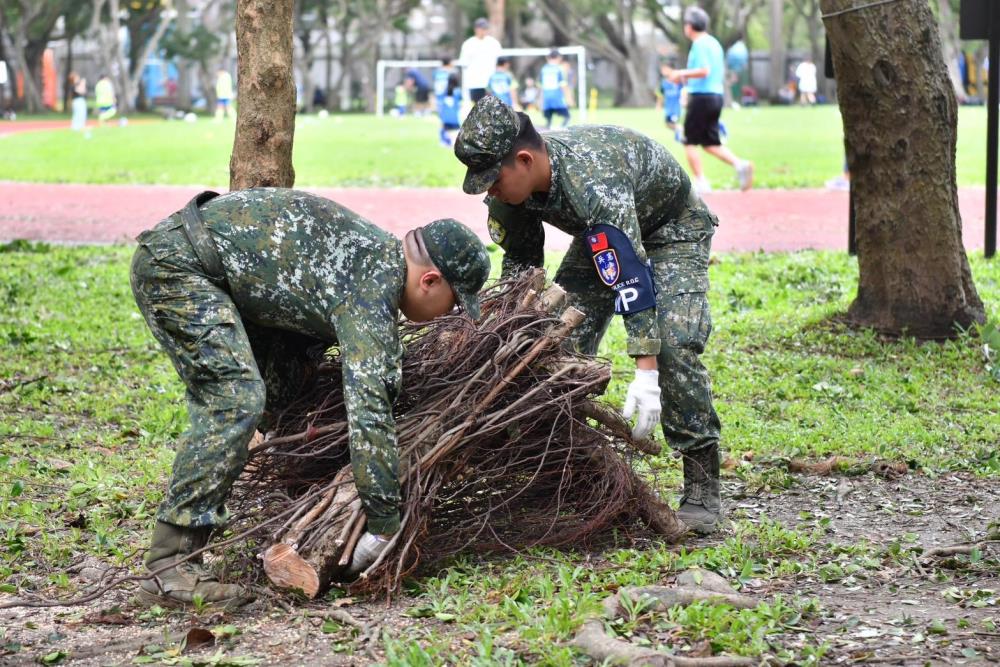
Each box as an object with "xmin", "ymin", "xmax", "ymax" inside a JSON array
[
  {"xmin": 1, "ymin": 243, "xmax": 998, "ymax": 663},
  {"xmin": 0, "ymin": 106, "xmax": 990, "ymax": 189}
]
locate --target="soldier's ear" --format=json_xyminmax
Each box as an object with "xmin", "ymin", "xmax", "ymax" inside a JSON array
[
  {"xmin": 515, "ymin": 150, "xmax": 534, "ymax": 169},
  {"xmin": 418, "ymin": 269, "xmax": 444, "ymax": 291}
]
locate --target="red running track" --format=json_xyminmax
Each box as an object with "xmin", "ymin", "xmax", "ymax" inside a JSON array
[{"xmin": 0, "ymin": 181, "xmax": 990, "ymax": 253}]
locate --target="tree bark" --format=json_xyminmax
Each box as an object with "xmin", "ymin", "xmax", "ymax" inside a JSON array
[
  {"xmin": 230, "ymin": 0, "xmax": 296, "ymax": 190},
  {"xmin": 485, "ymin": 0, "xmax": 504, "ymax": 40},
  {"xmin": 822, "ymin": 0, "xmax": 984, "ymax": 337}
]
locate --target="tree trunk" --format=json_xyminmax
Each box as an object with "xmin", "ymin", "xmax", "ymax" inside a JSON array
[
  {"xmin": 768, "ymin": 0, "xmax": 785, "ymax": 100},
  {"xmin": 822, "ymin": 0, "xmax": 984, "ymax": 337},
  {"xmin": 230, "ymin": 0, "xmax": 296, "ymax": 190},
  {"xmin": 485, "ymin": 0, "xmax": 505, "ymax": 40}
]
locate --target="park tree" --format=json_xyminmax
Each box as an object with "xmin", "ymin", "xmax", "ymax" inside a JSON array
[
  {"xmin": 0, "ymin": 0, "xmax": 69, "ymax": 112},
  {"xmin": 229, "ymin": 0, "xmax": 296, "ymax": 189},
  {"xmin": 822, "ymin": 0, "xmax": 984, "ymax": 337},
  {"xmin": 89, "ymin": 0, "xmax": 175, "ymax": 114}
]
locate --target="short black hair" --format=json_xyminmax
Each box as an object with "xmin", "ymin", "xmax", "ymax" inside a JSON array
[
  {"xmin": 441, "ymin": 57, "xmax": 452, "ymax": 66},
  {"xmin": 501, "ymin": 112, "xmax": 544, "ymax": 165},
  {"xmin": 496, "ymin": 56, "xmax": 509, "ymax": 67}
]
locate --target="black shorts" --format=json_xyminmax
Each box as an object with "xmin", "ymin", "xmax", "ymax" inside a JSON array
[
  {"xmin": 415, "ymin": 87, "xmax": 430, "ymax": 103},
  {"xmin": 469, "ymin": 88, "xmax": 488, "ymax": 103},
  {"xmin": 684, "ymin": 93, "xmax": 724, "ymax": 146}
]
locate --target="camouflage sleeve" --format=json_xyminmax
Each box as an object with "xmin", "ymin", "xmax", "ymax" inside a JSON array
[
  {"xmin": 332, "ymin": 301, "xmax": 403, "ymax": 535},
  {"xmin": 486, "ymin": 196, "xmax": 545, "ymax": 278},
  {"xmin": 580, "ymin": 186, "xmax": 661, "ymax": 357}
]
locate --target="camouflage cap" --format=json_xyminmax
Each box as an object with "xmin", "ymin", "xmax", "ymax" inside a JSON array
[
  {"xmin": 421, "ymin": 218, "xmax": 491, "ymax": 320},
  {"xmin": 454, "ymin": 96, "xmax": 521, "ymax": 195}
]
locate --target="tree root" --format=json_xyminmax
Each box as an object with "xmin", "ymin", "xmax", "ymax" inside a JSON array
[{"xmin": 571, "ymin": 576, "xmax": 757, "ymax": 666}]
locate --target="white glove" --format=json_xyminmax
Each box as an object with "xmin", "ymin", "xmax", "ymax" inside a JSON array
[
  {"xmin": 347, "ymin": 532, "xmax": 391, "ymax": 576},
  {"xmin": 623, "ymin": 369, "xmax": 661, "ymax": 440}
]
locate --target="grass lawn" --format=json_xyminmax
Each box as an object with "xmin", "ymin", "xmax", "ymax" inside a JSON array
[
  {"xmin": 1, "ymin": 243, "xmax": 998, "ymax": 664},
  {"xmin": 0, "ymin": 105, "xmax": 990, "ymax": 189}
]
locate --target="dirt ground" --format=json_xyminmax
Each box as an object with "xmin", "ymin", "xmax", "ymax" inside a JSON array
[{"xmin": 2, "ymin": 470, "xmax": 998, "ymax": 666}]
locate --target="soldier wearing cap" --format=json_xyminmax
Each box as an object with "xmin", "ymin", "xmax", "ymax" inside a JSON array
[
  {"xmin": 454, "ymin": 96, "xmax": 724, "ymax": 536},
  {"xmin": 130, "ymin": 188, "xmax": 490, "ymax": 608}
]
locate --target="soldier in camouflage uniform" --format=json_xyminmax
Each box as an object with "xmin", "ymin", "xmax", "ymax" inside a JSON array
[
  {"xmin": 453, "ymin": 96, "xmax": 723, "ymax": 535},
  {"xmin": 130, "ymin": 188, "xmax": 490, "ymax": 607}
]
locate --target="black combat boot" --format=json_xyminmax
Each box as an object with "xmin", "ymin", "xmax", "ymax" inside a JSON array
[
  {"xmin": 676, "ymin": 443, "xmax": 722, "ymax": 535},
  {"xmin": 139, "ymin": 521, "xmax": 251, "ymax": 610}
]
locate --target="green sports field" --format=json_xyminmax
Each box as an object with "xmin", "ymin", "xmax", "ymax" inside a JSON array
[{"xmin": 0, "ymin": 105, "xmax": 989, "ymax": 189}]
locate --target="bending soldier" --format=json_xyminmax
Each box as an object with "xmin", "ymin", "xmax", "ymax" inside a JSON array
[
  {"xmin": 453, "ymin": 96, "xmax": 723, "ymax": 535},
  {"xmin": 131, "ymin": 188, "xmax": 490, "ymax": 608}
]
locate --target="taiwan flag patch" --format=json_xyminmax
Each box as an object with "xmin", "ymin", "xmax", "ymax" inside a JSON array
[
  {"xmin": 587, "ymin": 232, "xmax": 609, "ymax": 252},
  {"xmin": 594, "ymin": 249, "xmax": 620, "ymax": 286}
]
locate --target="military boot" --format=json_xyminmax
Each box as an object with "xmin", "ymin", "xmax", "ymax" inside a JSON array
[
  {"xmin": 139, "ymin": 521, "xmax": 251, "ymax": 610},
  {"xmin": 676, "ymin": 443, "xmax": 722, "ymax": 535}
]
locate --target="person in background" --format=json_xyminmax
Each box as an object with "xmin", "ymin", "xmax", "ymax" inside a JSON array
[
  {"xmin": 215, "ymin": 68, "xmax": 235, "ymax": 120},
  {"xmin": 433, "ymin": 57, "xmax": 457, "ymax": 110},
  {"xmin": 795, "ymin": 57, "xmax": 818, "ymax": 106},
  {"xmin": 658, "ymin": 63, "xmax": 684, "ymax": 143},
  {"xmin": 540, "ymin": 49, "xmax": 571, "ymax": 129},
  {"xmin": 404, "ymin": 68, "xmax": 432, "ymax": 116},
  {"xmin": 666, "ymin": 7, "xmax": 753, "ymax": 193},
  {"xmin": 437, "ymin": 73, "xmax": 463, "ymax": 147},
  {"xmin": 94, "ymin": 74, "xmax": 116, "ymax": 126},
  {"xmin": 393, "ymin": 82, "xmax": 408, "ymax": 116},
  {"xmin": 488, "ymin": 57, "xmax": 518, "ymax": 108},
  {"xmin": 520, "ymin": 76, "xmax": 540, "ymax": 112},
  {"xmin": 69, "ymin": 72, "xmax": 88, "ymax": 132},
  {"xmin": 458, "ymin": 17, "xmax": 502, "ymax": 103}
]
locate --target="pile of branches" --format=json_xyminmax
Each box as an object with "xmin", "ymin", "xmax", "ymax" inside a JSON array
[{"xmin": 229, "ymin": 270, "xmax": 685, "ymax": 598}]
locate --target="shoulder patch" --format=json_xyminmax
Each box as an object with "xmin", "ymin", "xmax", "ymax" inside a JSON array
[
  {"xmin": 593, "ymin": 249, "xmax": 620, "ymax": 286},
  {"xmin": 487, "ymin": 216, "xmax": 507, "ymax": 244}
]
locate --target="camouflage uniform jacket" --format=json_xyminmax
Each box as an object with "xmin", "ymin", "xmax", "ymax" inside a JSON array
[
  {"xmin": 485, "ymin": 125, "xmax": 699, "ymax": 357},
  {"xmin": 173, "ymin": 189, "xmax": 404, "ymax": 488}
]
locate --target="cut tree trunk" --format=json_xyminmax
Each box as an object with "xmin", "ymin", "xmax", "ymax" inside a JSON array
[
  {"xmin": 822, "ymin": 0, "xmax": 984, "ymax": 337},
  {"xmin": 230, "ymin": 0, "xmax": 296, "ymax": 190}
]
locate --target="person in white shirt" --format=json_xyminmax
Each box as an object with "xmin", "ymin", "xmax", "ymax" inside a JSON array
[
  {"xmin": 795, "ymin": 58, "xmax": 817, "ymax": 105},
  {"xmin": 459, "ymin": 17, "xmax": 502, "ymax": 103}
]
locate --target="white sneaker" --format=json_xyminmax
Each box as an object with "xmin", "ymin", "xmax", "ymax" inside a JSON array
[
  {"xmin": 825, "ymin": 175, "xmax": 850, "ymax": 191},
  {"xmin": 692, "ymin": 177, "xmax": 712, "ymax": 195},
  {"xmin": 736, "ymin": 161, "xmax": 754, "ymax": 191}
]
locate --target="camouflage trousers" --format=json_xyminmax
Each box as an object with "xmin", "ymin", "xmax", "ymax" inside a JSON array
[
  {"xmin": 129, "ymin": 226, "xmax": 385, "ymax": 529},
  {"xmin": 555, "ymin": 199, "xmax": 722, "ymax": 453}
]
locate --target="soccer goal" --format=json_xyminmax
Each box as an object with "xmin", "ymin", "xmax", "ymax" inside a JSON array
[{"xmin": 375, "ymin": 46, "xmax": 588, "ymax": 122}]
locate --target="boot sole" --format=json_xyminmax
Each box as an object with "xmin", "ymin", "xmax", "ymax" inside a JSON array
[{"xmin": 137, "ymin": 586, "xmax": 253, "ymax": 612}]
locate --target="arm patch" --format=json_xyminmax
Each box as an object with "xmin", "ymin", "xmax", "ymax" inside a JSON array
[{"xmin": 586, "ymin": 224, "xmax": 656, "ymax": 315}]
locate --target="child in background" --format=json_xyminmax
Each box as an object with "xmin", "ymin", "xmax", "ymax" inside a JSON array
[
  {"xmin": 433, "ymin": 57, "xmax": 456, "ymax": 108},
  {"xmin": 393, "ymin": 82, "xmax": 408, "ymax": 116},
  {"xmin": 659, "ymin": 63, "xmax": 683, "ymax": 143},
  {"xmin": 540, "ymin": 50, "xmax": 571, "ymax": 129},
  {"xmin": 437, "ymin": 73, "xmax": 462, "ymax": 147},
  {"xmin": 487, "ymin": 57, "xmax": 518, "ymax": 107},
  {"xmin": 520, "ymin": 77, "xmax": 540, "ymax": 112}
]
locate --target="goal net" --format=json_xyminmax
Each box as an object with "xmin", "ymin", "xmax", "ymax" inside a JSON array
[{"xmin": 375, "ymin": 46, "xmax": 588, "ymax": 122}]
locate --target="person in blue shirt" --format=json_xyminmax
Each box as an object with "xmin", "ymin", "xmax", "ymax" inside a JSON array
[
  {"xmin": 404, "ymin": 68, "xmax": 432, "ymax": 116},
  {"xmin": 437, "ymin": 73, "xmax": 463, "ymax": 147},
  {"xmin": 666, "ymin": 7, "xmax": 753, "ymax": 193},
  {"xmin": 433, "ymin": 57, "xmax": 457, "ymax": 108},
  {"xmin": 659, "ymin": 63, "xmax": 684, "ymax": 143},
  {"xmin": 487, "ymin": 57, "xmax": 518, "ymax": 107},
  {"xmin": 540, "ymin": 49, "xmax": 571, "ymax": 129}
]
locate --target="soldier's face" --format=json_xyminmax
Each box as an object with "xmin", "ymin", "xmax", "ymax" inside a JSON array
[{"xmin": 488, "ymin": 153, "xmax": 535, "ymax": 205}]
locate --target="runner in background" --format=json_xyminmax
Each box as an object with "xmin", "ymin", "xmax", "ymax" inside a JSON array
[
  {"xmin": 540, "ymin": 50, "xmax": 571, "ymax": 129},
  {"xmin": 437, "ymin": 73, "xmax": 463, "ymax": 147},
  {"xmin": 94, "ymin": 74, "xmax": 117, "ymax": 126},
  {"xmin": 658, "ymin": 63, "xmax": 684, "ymax": 143},
  {"xmin": 215, "ymin": 68, "xmax": 235, "ymax": 120}
]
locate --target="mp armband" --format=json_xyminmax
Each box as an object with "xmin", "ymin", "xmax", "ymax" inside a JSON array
[{"xmin": 586, "ymin": 224, "xmax": 656, "ymax": 315}]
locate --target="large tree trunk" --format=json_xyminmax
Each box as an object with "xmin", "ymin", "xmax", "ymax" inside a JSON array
[
  {"xmin": 485, "ymin": 0, "xmax": 505, "ymax": 40},
  {"xmin": 230, "ymin": 0, "xmax": 296, "ymax": 190},
  {"xmin": 768, "ymin": 0, "xmax": 785, "ymax": 101},
  {"xmin": 822, "ymin": 0, "xmax": 984, "ymax": 337}
]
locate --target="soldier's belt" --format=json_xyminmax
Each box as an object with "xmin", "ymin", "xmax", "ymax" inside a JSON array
[{"xmin": 181, "ymin": 191, "xmax": 228, "ymax": 289}]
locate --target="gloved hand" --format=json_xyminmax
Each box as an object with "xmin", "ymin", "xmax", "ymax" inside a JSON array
[
  {"xmin": 346, "ymin": 532, "xmax": 392, "ymax": 577},
  {"xmin": 623, "ymin": 369, "xmax": 661, "ymax": 440}
]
